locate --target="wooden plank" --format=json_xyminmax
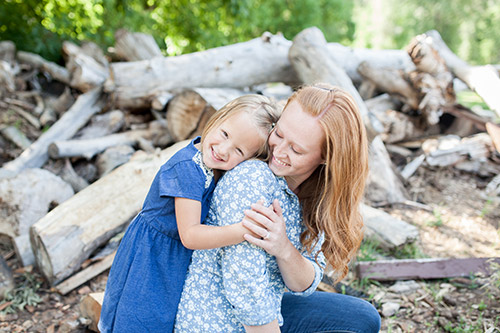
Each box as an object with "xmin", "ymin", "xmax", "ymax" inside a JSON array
[
  {"xmin": 55, "ymin": 252, "xmax": 116, "ymax": 295},
  {"xmin": 357, "ymin": 257, "xmax": 500, "ymax": 281},
  {"xmin": 80, "ymin": 292, "xmax": 104, "ymax": 332}
]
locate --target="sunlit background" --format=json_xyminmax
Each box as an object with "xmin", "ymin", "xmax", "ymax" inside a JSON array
[{"xmin": 1, "ymin": 0, "xmax": 499, "ymax": 65}]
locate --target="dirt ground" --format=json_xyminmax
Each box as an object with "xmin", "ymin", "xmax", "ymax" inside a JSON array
[{"xmin": 1, "ymin": 111, "xmax": 499, "ymax": 331}]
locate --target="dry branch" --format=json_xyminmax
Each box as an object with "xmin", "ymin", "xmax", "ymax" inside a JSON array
[
  {"xmin": 49, "ymin": 127, "xmax": 161, "ymax": 160},
  {"xmin": 16, "ymin": 51, "xmax": 71, "ymax": 85},
  {"xmin": 1, "ymin": 87, "xmax": 103, "ymax": 176}
]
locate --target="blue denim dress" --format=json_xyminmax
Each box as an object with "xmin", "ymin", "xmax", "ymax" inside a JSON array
[{"xmin": 99, "ymin": 137, "xmax": 216, "ymax": 333}]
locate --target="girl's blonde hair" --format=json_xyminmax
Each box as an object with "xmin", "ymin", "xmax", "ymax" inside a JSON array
[
  {"xmin": 287, "ymin": 83, "xmax": 369, "ymax": 282},
  {"xmin": 201, "ymin": 94, "xmax": 280, "ymax": 160}
]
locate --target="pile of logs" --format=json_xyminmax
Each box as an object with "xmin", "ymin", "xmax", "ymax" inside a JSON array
[{"xmin": 0, "ymin": 27, "xmax": 499, "ymax": 295}]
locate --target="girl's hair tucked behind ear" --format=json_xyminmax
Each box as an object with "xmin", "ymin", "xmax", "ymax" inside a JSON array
[
  {"xmin": 286, "ymin": 83, "xmax": 369, "ymax": 283},
  {"xmin": 201, "ymin": 94, "xmax": 281, "ymax": 160}
]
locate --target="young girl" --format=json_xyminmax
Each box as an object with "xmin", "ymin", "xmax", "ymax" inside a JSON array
[{"xmin": 98, "ymin": 94, "xmax": 280, "ymax": 333}]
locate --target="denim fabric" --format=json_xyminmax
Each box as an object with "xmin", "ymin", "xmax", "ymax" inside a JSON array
[{"xmin": 281, "ymin": 291, "xmax": 381, "ymax": 333}]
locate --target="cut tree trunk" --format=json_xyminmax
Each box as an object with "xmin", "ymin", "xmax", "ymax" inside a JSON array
[
  {"xmin": 30, "ymin": 140, "xmax": 189, "ymax": 285},
  {"xmin": 326, "ymin": 43, "xmax": 414, "ymax": 84},
  {"xmin": 16, "ymin": 51, "xmax": 71, "ymax": 85},
  {"xmin": 365, "ymin": 93, "xmax": 427, "ymax": 143},
  {"xmin": 288, "ymin": 27, "xmax": 381, "ymax": 140},
  {"xmin": 288, "ymin": 27, "xmax": 408, "ymax": 204},
  {"xmin": 0, "ymin": 87, "xmax": 103, "ymax": 177},
  {"xmin": 357, "ymin": 62, "xmax": 420, "ymax": 110},
  {"xmin": 114, "ymin": 29, "xmax": 163, "ymax": 61},
  {"xmin": 104, "ymin": 32, "xmax": 414, "ymax": 110},
  {"xmin": 63, "ymin": 42, "xmax": 109, "ymax": 92},
  {"xmin": 423, "ymin": 30, "xmax": 500, "ymax": 118},
  {"xmin": 105, "ymin": 32, "xmax": 297, "ymax": 109}
]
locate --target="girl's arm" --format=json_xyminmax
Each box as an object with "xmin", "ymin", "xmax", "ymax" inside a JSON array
[
  {"xmin": 243, "ymin": 319, "xmax": 280, "ymax": 332},
  {"xmin": 242, "ymin": 200, "xmax": 316, "ymax": 292},
  {"xmin": 175, "ymin": 197, "xmax": 248, "ymax": 250}
]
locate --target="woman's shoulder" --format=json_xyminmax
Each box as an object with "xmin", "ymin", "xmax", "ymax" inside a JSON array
[{"xmin": 228, "ymin": 159, "xmax": 273, "ymax": 178}]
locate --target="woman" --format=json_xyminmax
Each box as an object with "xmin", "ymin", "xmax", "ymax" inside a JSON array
[{"xmin": 176, "ymin": 84, "xmax": 381, "ymax": 332}]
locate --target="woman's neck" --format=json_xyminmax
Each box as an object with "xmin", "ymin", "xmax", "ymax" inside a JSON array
[{"xmin": 285, "ymin": 176, "xmax": 301, "ymax": 195}]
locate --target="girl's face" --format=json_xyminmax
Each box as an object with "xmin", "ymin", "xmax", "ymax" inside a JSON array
[
  {"xmin": 268, "ymin": 100, "xmax": 325, "ymax": 191},
  {"xmin": 202, "ymin": 111, "xmax": 264, "ymax": 171}
]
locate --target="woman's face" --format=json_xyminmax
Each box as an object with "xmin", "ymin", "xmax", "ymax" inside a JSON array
[{"xmin": 268, "ymin": 100, "xmax": 325, "ymax": 191}]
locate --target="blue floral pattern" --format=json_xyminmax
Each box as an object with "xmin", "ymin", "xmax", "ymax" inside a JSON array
[{"xmin": 175, "ymin": 160, "xmax": 325, "ymax": 332}]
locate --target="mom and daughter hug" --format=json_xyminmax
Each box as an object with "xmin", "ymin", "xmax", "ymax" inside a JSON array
[{"xmin": 98, "ymin": 83, "xmax": 381, "ymax": 332}]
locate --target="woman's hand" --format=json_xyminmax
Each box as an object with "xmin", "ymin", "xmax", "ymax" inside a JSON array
[{"xmin": 242, "ymin": 199, "xmax": 294, "ymax": 259}]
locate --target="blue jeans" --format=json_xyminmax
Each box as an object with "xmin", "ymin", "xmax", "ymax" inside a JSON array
[{"xmin": 280, "ymin": 291, "xmax": 381, "ymax": 333}]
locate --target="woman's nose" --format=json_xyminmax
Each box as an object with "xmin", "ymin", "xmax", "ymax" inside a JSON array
[{"xmin": 273, "ymin": 140, "xmax": 286, "ymax": 157}]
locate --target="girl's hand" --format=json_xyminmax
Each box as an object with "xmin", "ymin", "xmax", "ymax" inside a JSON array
[{"xmin": 242, "ymin": 199, "xmax": 294, "ymax": 258}]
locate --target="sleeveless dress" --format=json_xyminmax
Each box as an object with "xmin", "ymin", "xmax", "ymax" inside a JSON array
[{"xmin": 99, "ymin": 137, "xmax": 216, "ymax": 333}]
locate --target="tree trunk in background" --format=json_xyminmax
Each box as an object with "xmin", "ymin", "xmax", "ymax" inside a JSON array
[
  {"xmin": 423, "ymin": 30, "xmax": 500, "ymax": 118},
  {"xmin": 288, "ymin": 27, "xmax": 408, "ymax": 204},
  {"xmin": 105, "ymin": 32, "xmax": 297, "ymax": 109}
]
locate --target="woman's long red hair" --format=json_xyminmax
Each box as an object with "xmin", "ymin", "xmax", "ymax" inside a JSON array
[{"xmin": 287, "ymin": 84, "xmax": 369, "ymax": 282}]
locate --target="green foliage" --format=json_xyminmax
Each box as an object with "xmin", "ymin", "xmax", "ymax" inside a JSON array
[
  {"xmin": 0, "ymin": 271, "xmax": 42, "ymax": 314},
  {"xmin": 357, "ymin": 237, "xmax": 384, "ymax": 261},
  {"xmin": 1, "ymin": 0, "xmax": 499, "ymax": 65},
  {"xmin": 427, "ymin": 208, "xmax": 444, "ymax": 228},
  {"xmin": 0, "ymin": 0, "xmax": 354, "ymax": 61},
  {"xmin": 353, "ymin": 0, "xmax": 500, "ymax": 65}
]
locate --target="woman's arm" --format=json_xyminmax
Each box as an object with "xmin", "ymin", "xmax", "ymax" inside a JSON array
[
  {"xmin": 242, "ymin": 200, "xmax": 316, "ymax": 292},
  {"xmin": 175, "ymin": 197, "xmax": 247, "ymax": 250}
]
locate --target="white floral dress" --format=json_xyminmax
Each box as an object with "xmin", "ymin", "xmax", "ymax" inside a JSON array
[{"xmin": 175, "ymin": 160, "xmax": 325, "ymax": 332}]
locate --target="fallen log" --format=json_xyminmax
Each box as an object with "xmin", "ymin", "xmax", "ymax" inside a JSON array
[
  {"xmin": 0, "ymin": 60, "xmax": 15, "ymax": 92},
  {"xmin": 357, "ymin": 257, "xmax": 500, "ymax": 281},
  {"xmin": 30, "ymin": 140, "xmax": 189, "ymax": 285},
  {"xmin": 114, "ymin": 29, "xmax": 163, "ymax": 61},
  {"xmin": 63, "ymin": 42, "xmax": 109, "ymax": 92},
  {"xmin": 361, "ymin": 204, "xmax": 419, "ymax": 250},
  {"xmin": 166, "ymin": 89, "xmax": 226, "ymax": 141},
  {"xmin": 105, "ymin": 32, "xmax": 297, "ymax": 109},
  {"xmin": 48, "ymin": 127, "xmax": 160, "ymax": 160},
  {"xmin": 16, "ymin": 51, "xmax": 71, "ymax": 85},
  {"xmin": 326, "ymin": 43, "xmax": 414, "ymax": 83},
  {"xmin": 0, "ymin": 168, "xmax": 74, "ymax": 266},
  {"xmin": 0, "ymin": 87, "xmax": 103, "ymax": 176},
  {"xmin": 288, "ymin": 26, "xmax": 381, "ymax": 140},
  {"xmin": 288, "ymin": 27, "xmax": 408, "ymax": 204},
  {"xmin": 365, "ymin": 93, "xmax": 427, "ymax": 144},
  {"xmin": 357, "ymin": 63, "xmax": 420, "ymax": 110},
  {"xmin": 423, "ymin": 30, "xmax": 500, "ymax": 118},
  {"xmin": 0, "ymin": 126, "xmax": 32, "ymax": 149}
]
